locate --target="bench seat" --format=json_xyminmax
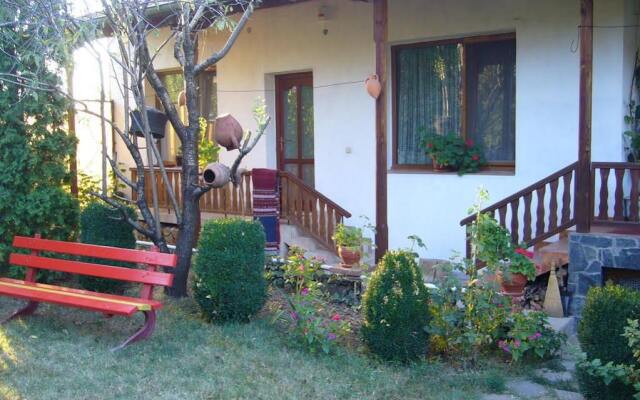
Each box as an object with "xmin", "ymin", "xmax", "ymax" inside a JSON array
[{"xmin": 0, "ymin": 278, "xmax": 163, "ymax": 316}]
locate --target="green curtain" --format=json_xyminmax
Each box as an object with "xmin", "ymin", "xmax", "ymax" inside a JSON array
[{"xmin": 396, "ymin": 44, "xmax": 463, "ymax": 165}]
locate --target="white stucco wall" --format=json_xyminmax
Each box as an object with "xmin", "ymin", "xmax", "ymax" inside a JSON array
[
  {"xmin": 91, "ymin": 0, "xmax": 635, "ymax": 259},
  {"xmin": 387, "ymin": 0, "xmax": 634, "ymax": 258}
]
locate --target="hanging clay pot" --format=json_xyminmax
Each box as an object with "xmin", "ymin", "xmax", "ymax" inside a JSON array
[
  {"xmin": 202, "ymin": 162, "xmax": 231, "ymax": 188},
  {"xmin": 365, "ymin": 74, "xmax": 382, "ymax": 99},
  {"xmin": 214, "ymin": 114, "xmax": 243, "ymax": 151}
]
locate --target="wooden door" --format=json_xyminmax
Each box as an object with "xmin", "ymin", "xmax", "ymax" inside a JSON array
[{"xmin": 276, "ymin": 72, "xmax": 314, "ymax": 187}]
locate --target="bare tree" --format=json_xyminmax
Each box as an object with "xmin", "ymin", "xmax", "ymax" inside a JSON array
[
  {"xmin": 1, "ymin": 0, "xmax": 269, "ymax": 297},
  {"xmin": 95, "ymin": 0, "xmax": 268, "ymax": 297}
]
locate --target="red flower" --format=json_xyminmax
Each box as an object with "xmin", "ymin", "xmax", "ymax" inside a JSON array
[
  {"xmin": 331, "ymin": 313, "xmax": 341, "ymax": 321},
  {"xmin": 472, "ymin": 154, "xmax": 480, "ymax": 161},
  {"xmin": 515, "ymin": 248, "xmax": 534, "ymax": 259},
  {"xmin": 465, "ymin": 138, "xmax": 474, "ymax": 147},
  {"xmin": 427, "ymin": 143, "xmax": 433, "ymax": 149}
]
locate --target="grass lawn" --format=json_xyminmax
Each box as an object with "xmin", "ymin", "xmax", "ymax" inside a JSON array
[{"xmin": 1, "ymin": 295, "xmax": 548, "ymax": 400}]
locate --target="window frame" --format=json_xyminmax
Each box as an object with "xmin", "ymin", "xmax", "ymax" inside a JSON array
[{"xmin": 391, "ymin": 32, "xmax": 516, "ymax": 173}]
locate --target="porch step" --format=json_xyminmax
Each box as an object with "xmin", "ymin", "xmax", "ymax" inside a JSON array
[
  {"xmin": 534, "ymin": 236, "xmax": 569, "ymax": 276},
  {"xmin": 280, "ymin": 224, "xmax": 341, "ymax": 265}
]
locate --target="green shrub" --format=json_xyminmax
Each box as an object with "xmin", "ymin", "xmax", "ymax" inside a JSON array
[
  {"xmin": 577, "ymin": 284, "xmax": 640, "ymax": 399},
  {"xmin": 79, "ymin": 201, "xmax": 137, "ymax": 293},
  {"xmin": 192, "ymin": 218, "xmax": 267, "ymax": 323},
  {"xmin": 361, "ymin": 250, "xmax": 430, "ymax": 362}
]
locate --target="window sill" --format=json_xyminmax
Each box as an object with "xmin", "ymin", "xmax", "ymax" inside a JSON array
[{"xmin": 388, "ymin": 167, "xmax": 515, "ymax": 176}]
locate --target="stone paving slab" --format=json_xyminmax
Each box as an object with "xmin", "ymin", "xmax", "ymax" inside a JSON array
[
  {"xmin": 535, "ymin": 368, "xmax": 574, "ymax": 383},
  {"xmin": 506, "ymin": 379, "xmax": 549, "ymax": 399},
  {"xmin": 554, "ymin": 389, "xmax": 584, "ymax": 400}
]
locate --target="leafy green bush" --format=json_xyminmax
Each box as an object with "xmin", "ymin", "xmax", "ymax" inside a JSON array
[
  {"xmin": 192, "ymin": 218, "xmax": 267, "ymax": 323},
  {"xmin": 577, "ymin": 284, "xmax": 640, "ymax": 399},
  {"xmin": 0, "ymin": 5, "xmax": 79, "ymax": 281},
  {"xmin": 361, "ymin": 250, "xmax": 430, "ymax": 362},
  {"xmin": 79, "ymin": 201, "xmax": 137, "ymax": 293}
]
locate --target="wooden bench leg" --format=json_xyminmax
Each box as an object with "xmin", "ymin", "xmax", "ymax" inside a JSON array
[
  {"xmin": 111, "ymin": 310, "xmax": 156, "ymax": 352},
  {"xmin": 1, "ymin": 301, "xmax": 39, "ymax": 324}
]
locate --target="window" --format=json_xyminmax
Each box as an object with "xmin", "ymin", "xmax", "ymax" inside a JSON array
[{"xmin": 393, "ymin": 33, "xmax": 516, "ymax": 170}]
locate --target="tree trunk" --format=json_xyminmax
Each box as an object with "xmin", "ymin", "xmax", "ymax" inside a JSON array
[{"xmin": 167, "ymin": 135, "xmax": 199, "ymax": 297}]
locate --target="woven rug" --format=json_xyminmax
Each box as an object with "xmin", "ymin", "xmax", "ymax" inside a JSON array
[{"xmin": 252, "ymin": 168, "xmax": 280, "ymax": 253}]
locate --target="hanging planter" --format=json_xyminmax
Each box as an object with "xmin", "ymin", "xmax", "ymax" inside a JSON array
[
  {"xmin": 214, "ymin": 114, "xmax": 243, "ymax": 151},
  {"xmin": 365, "ymin": 74, "xmax": 381, "ymax": 99},
  {"xmin": 202, "ymin": 162, "xmax": 231, "ymax": 188},
  {"xmin": 130, "ymin": 107, "xmax": 168, "ymax": 139}
]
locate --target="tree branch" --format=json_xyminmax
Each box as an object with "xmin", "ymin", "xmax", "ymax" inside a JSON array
[{"xmin": 193, "ymin": 1, "xmax": 255, "ymax": 75}]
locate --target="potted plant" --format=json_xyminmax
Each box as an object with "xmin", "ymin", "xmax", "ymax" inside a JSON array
[
  {"xmin": 332, "ymin": 224, "xmax": 364, "ymax": 268},
  {"xmin": 422, "ymin": 133, "xmax": 485, "ymax": 173},
  {"xmin": 474, "ymin": 213, "xmax": 536, "ymax": 296},
  {"xmin": 422, "ymin": 133, "xmax": 465, "ymax": 171}
]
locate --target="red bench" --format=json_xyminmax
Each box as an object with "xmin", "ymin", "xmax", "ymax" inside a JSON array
[{"xmin": 0, "ymin": 235, "xmax": 177, "ymax": 351}]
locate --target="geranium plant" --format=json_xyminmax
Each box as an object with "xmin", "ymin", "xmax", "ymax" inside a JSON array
[
  {"xmin": 422, "ymin": 133, "xmax": 485, "ymax": 174},
  {"xmin": 332, "ymin": 224, "xmax": 364, "ymax": 250}
]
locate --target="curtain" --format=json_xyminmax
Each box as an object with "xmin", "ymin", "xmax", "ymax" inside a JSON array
[
  {"xmin": 466, "ymin": 40, "xmax": 516, "ymax": 163},
  {"xmin": 396, "ymin": 43, "xmax": 463, "ymax": 165}
]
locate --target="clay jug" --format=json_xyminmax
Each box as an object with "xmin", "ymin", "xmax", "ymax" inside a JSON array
[
  {"xmin": 214, "ymin": 114, "xmax": 243, "ymax": 150},
  {"xmin": 202, "ymin": 163, "xmax": 231, "ymax": 188},
  {"xmin": 365, "ymin": 74, "xmax": 382, "ymax": 99}
]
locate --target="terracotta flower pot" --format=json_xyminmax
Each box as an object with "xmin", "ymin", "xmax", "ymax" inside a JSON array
[
  {"xmin": 497, "ymin": 271, "xmax": 528, "ymax": 297},
  {"xmin": 432, "ymin": 159, "xmax": 454, "ymax": 171},
  {"xmin": 214, "ymin": 114, "xmax": 243, "ymax": 151},
  {"xmin": 365, "ymin": 74, "xmax": 382, "ymax": 99},
  {"xmin": 338, "ymin": 246, "xmax": 361, "ymax": 268}
]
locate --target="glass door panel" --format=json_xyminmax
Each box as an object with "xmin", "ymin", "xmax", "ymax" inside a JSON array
[{"xmin": 276, "ymin": 72, "xmax": 314, "ymax": 187}]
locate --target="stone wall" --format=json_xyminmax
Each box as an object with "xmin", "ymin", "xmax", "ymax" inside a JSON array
[{"xmin": 568, "ymin": 232, "xmax": 640, "ymax": 316}]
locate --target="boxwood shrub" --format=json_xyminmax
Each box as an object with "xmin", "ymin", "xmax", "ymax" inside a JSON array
[
  {"xmin": 361, "ymin": 250, "xmax": 430, "ymax": 362},
  {"xmin": 192, "ymin": 218, "xmax": 267, "ymax": 323},
  {"xmin": 79, "ymin": 201, "xmax": 137, "ymax": 293},
  {"xmin": 577, "ymin": 284, "xmax": 640, "ymax": 399}
]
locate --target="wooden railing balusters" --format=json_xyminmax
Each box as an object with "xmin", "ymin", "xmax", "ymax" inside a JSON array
[
  {"xmin": 549, "ymin": 180, "xmax": 559, "ymax": 231},
  {"xmin": 614, "ymin": 168, "xmax": 625, "ymax": 221},
  {"xmin": 631, "ymin": 169, "xmax": 640, "ymax": 222},
  {"xmin": 536, "ymin": 186, "xmax": 546, "ymax": 238}
]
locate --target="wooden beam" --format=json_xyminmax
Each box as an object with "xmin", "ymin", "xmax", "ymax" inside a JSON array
[
  {"xmin": 374, "ymin": 0, "xmax": 388, "ymax": 261},
  {"xmin": 576, "ymin": 0, "xmax": 593, "ymax": 233}
]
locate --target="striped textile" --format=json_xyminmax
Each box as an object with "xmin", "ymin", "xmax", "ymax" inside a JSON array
[{"xmin": 252, "ymin": 168, "xmax": 280, "ymax": 253}]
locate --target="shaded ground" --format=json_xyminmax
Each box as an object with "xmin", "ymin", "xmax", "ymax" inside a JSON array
[{"xmin": 0, "ymin": 294, "xmax": 579, "ymax": 400}]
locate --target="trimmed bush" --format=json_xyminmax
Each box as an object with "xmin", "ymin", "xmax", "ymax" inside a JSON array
[
  {"xmin": 361, "ymin": 250, "xmax": 430, "ymax": 361},
  {"xmin": 79, "ymin": 201, "xmax": 137, "ymax": 293},
  {"xmin": 577, "ymin": 284, "xmax": 640, "ymax": 399},
  {"xmin": 192, "ymin": 218, "xmax": 267, "ymax": 323}
]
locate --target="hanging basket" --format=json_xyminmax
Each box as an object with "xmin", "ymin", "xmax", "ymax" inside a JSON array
[{"xmin": 130, "ymin": 108, "xmax": 168, "ymax": 139}]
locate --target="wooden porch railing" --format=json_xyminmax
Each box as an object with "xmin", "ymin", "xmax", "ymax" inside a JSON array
[
  {"xmin": 460, "ymin": 161, "xmax": 640, "ymax": 254},
  {"xmin": 460, "ymin": 162, "xmax": 579, "ymax": 250},
  {"xmin": 130, "ymin": 168, "xmax": 351, "ymax": 252},
  {"xmin": 131, "ymin": 167, "xmax": 253, "ymax": 216},
  {"xmin": 278, "ymin": 171, "xmax": 352, "ymax": 250},
  {"xmin": 591, "ymin": 162, "xmax": 640, "ymax": 224}
]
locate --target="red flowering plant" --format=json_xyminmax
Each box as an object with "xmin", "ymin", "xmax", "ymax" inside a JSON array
[
  {"xmin": 421, "ymin": 132, "xmax": 485, "ymax": 174},
  {"xmin": 277, "ymin": 247, "xmax": 351, "ymax": 354},
  {"xmin": 458, "ymin": 138, "xmax": 486, "ymax": 174}
]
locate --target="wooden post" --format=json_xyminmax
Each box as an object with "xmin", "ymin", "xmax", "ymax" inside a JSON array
[
  {"xmin": 576, "ymin": 0, "xmax": 593, "ymax": 233},
  {"xmin": 374, "ymin": 0, "xmax": 388, "ymax": 261},
  {"xmin": 66, "ymin": 63, "xmax": 78, "ymax": 198}
]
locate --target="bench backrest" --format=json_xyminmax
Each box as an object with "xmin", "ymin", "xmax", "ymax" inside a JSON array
[{"xmin": 10, "ymin": 236, "xmax": 177, "ymax": 295}]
